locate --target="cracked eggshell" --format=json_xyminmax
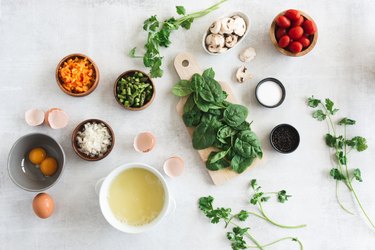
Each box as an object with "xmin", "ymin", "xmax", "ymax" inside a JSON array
[
  {"xmin": 240, "ymin": 47, "xmax": 256, "ymax": 62},
  {"xmin": 203, "ymin": 11, "xmax": 250, "ymax": 55},
  {"xmin": 45, "ymin": 108, "xmax": 69, "ymax": 129},
  {"xmin": 236, "ymin": 65, "xmax": 252, "ymax": 83},
  {"xmin": 25, "ymin": 108, "xmax": 45, "ymax": 126}
]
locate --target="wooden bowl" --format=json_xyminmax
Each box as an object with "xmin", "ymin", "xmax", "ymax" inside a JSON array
[
  {"xmin": 71, "ymin": 119, "xmax": 115, "ymax": 161},
  {"xmin": 113, "ymin": 70, "xmax": 155, "ymax": 111},
  {"xmin": 56, "ymin": 53, "xmax": 100, "ymax": 97},
  {"xmin": 269, "ymin": 11, "xmax": 318, "ymax": 57}
]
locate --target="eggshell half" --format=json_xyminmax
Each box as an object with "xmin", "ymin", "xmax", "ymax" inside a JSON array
[
  {"xmin": 32, "ymin": 193, "xmax": 54, "ymax": 219},
  {"xmin": 45, "ymin": 108, "xmax": 69, "ymax": 129},
  {"xmin": 25, "ymin": 109, "xmax": 45, "ymax": 126},
  {"xmin": 163, "ymin": 156, "xmax": 185, "ymax": 178},
  {"xmin": 133, "ymin": 131, "xmax": 156, "ymax": 153}
]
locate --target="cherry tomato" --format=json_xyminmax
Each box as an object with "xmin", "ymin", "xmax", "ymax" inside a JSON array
[
  {"xmin": 302, "ymin": 20, "xmax": 317, "ymax": 35},
  {"xmin": 285, "ymin": 9, "xmax": 301, "ymax": 21},
  {"xmin": 298, "ymin": 37, "xmax": 311, "ymax": 47},
  {"xmin": 291, "ymin": 16, "xmax": 304, "ymax": 27},
  {"xmin": 276, "ymin": 28, "xmax": 287, "ymax": 39},
  {"xmin": 289, "ymin": 41, "xmax": 303, "ymax": 53},
  {"xmin": 288, "ymin": 26, "xmax": 304, "ymax": 40},
  {"xmin": 276, "ymin": 15, "xmax": 291, "ymax": 28},
  {"xmin": 278, "ymin": 35, "xmax": 291, "ymax": 48}
]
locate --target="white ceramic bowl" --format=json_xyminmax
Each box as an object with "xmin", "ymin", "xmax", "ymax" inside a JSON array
[
  {"xmin": 202, "ymin": 11, "xmax": 250, "ymax": 55},
  {"xmin": 98, "ymin": 162, "xmax": 172, "ymax": 233}
]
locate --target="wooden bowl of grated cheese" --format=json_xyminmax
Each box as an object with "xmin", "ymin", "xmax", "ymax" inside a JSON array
[
  {"xmin": 56, "ymin": 53, "xmax": 100, "ymax": 97},
  {"xmin": 71, "ymin": 119, "xmax": 115, "ymax": 161}
]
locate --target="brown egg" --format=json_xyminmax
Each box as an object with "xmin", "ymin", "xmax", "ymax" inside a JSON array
[{"xmin": 32, "ymin": 193, "xmax": 54, "ymax": 219}]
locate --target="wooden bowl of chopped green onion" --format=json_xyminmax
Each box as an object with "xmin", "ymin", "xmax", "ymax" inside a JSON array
[
  {"xmin": 71, "ymin": 119, "xmax": 115, "ymax": 161},
  {"xmin": 113, "ymin": 70, "xmax": 155, "ymax": 111}
]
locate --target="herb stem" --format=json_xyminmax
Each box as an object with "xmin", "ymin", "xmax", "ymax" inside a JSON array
[
  {"xmin": 228, "ymin": 221, "xmax": 264, "ymax": 250},
  {"xmin": 335, "ymin": 181, "xmax": 354, "ymax": 215},
  {"xmin": 258, "ymin": 203, "xmax": 307, "ymax": 229},
  {"xmin": 319, "ymin": 103, "xmax": 336, "ymax": 136},
  {"xmin": 176, "ymin": 0, "xmax": 228, "ymax": 24},
  {"xmin": 246, "ymin": 237, "xmax": 304, "ymax": 250},
  {"xmin": 349, "ymin": 184, "xmax": 375, "ymax": 231}
]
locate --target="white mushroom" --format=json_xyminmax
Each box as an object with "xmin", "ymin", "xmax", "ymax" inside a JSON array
[
  {"xmin": 225, "ymin": 34, "xmax": 238, "ymax": 48},
  {"xmin": 232, "ymin": 16, "xmax": 247, "ymax": 36},
  {"xmin": 236, "ymin": 65, "xmax": 252, "ymax": 83},
  {"xmin": 206, "ymin": 34, "xmax": 225, "ymax": 53},
  {"xmin": 209, "ymin": 20, "xmax": 221, "ymax": 34},
  {"xmin": 239, "ymin": 47, "xmax": 256, "ymax": 62},
  {"xmin": 220, "ymin": 18, "xmax": 235, "ymax": 34},
  {"xmin": 205, "ymin": 34, "xmax": 225, "ymax": 47}
]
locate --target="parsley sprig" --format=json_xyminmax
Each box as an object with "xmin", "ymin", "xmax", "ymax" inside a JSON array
[
  {"xmin": 199, "ymin": 179, "xmax": 305, "ymax": 250},
  {"xmin": 308, "ymin": 96, "xmax": 375, "ymax": 230},
  {"xmin": 129, "ymin": 1, "xmax": 227, "ymax": 78}
]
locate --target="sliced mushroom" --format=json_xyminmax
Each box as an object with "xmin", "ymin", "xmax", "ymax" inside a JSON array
[
  {"xmin": 236, "ymin": 65, "xmax": 252, "ymax": 83},
  {"xmin": 239, "ymin": 47, "xmax": 256, "ymax": 62},
  {"xmin": 232, "ymin": 16, "xmax": 247, "ymax": 36},
  {"xmin": 205, "ymin": 34, "xmax": 225, "ymax": 47},
  {"xmin": 225, "ymin": 34, "xmax": 238, "ymax": 48},
  {"xmin": 220, "ymin": 18, "xmax": 235, "ymax": 34},
  {"xmin": 209, "ymin": 20, "xmax": 221, "ymax": 34}
]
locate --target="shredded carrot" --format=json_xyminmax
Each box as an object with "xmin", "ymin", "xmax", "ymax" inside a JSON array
[{"xmin": 58, "ymin": 57, "xmax": 95, "ymax": 93}]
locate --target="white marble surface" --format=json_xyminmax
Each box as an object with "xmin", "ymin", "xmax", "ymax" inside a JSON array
[{"xmin": 1, "ymin": 0, "xmax": 375, "ymax": 249}]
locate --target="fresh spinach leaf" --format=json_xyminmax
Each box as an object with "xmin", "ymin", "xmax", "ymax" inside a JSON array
[
  {"xmin": 202, "ymin": 67, "xmax": 215, "ymax": 79},
  {"xmin": 234, "ymin": 130, "xmax": 263, "ymax": 159},
  {"xmin": 199, "ymin": 77, "xmax": 225, "ymax": 103},
  {"xmin": 224, "ymin": 104, "xmax": 248, "ymax": 127},
  {"xmin": 192, "ymin": 122, "xmax": 216, "ymax": 149},
  {"xmin": 172, "ymin": 80, "xmax": 193, "ymax": 96},
  {"xmin": 231, "ymin": 155, "xmax": 254, "ymax": 174},
  {"xmin": 206, "ymin": 157, "xmax": 230, "ymax": 171}
]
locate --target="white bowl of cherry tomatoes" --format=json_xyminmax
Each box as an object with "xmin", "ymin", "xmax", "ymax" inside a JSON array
[{"xmin": 270, "ymin": 9, "xmax": 317, "ymax": 57}]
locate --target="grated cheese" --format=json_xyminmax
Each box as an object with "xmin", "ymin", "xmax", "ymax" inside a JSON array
[{"xmin": 76, "ymin": 122, "xmax": 112, "ymax": 157}]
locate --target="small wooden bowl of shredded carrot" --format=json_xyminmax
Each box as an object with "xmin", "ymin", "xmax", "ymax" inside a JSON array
[{"xmin": 56, "ymin": 53, "xmax": 99, "ymax": 97}]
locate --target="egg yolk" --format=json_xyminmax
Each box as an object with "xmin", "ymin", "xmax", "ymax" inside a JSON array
[
  {"xmin": 29, "ymin": 148, "xmax": 47, "ymax": 165},
  {"xmin": 40, "ymin": 157, "xmax": 58, "ymax": 176}
]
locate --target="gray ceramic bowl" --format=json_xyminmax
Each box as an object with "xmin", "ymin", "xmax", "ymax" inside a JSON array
[{"xmin": 7, "ymin": 133, "xmax": 65, "ymax": 192}]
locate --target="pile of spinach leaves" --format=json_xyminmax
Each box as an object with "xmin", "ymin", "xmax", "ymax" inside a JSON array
[{"xmin": 172, "ymin": 68, "xmax": 263, "ymax": 173}]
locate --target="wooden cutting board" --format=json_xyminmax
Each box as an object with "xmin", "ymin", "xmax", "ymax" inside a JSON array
[{"xmin": 174, "ymin": 52, "xmax": 260, "ymax": 185}]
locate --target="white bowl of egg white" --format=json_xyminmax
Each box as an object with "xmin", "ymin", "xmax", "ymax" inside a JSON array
[
  {"xmin": 255, "ymin": 78, "xmax": 286, "ymax": 108},
  {"xmin": 98, "ymin": 162, "xmax": 174, "ymax": 233},
  {"xmin": 202, "ymin": 11, "xmax": 250, "ymax": 55}
]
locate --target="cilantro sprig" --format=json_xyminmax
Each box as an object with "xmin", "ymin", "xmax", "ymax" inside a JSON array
[
  {"xmin": 308, "ymin": 96, "xmax": 374, "ymax": 230},
  {"xmin": 129, "ymin": 1, "xmax": 227, "ymax": 78},
  {"xmin": 198, "ymin": 179, "xmax": 305, "ymax": 250}
]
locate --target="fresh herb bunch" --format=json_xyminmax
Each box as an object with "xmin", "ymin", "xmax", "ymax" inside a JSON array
[
  {"xmin": 172, "ymin": 68, "xmax": 263, "ymax": 173},
  {"xmin": 129, "ymin": 1, "xmax": 227, "ymax": 78},
  {"xmin": 199, "ymin": 179, "xmax": 305, "ymax": 250},
  {"xmin": 308, "ymin": 96, "xmax": 375, "ymax": 230}
]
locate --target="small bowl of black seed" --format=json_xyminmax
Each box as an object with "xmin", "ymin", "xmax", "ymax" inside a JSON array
[{"xmin": 270, "ymin": 124, "xmax": 300, "ymax": 153}]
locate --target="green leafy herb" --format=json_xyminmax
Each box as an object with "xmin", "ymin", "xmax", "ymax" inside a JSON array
[
  {"xmin": 198, "ymin": 180, "xmax": 305, "ymax": 250},
  {"xmin": 172, "ymin": 68, "xmax": 262, "ymax": 174},
  {"xmin": 277, "ymin": 190, "xmax": 292, "ymax": 203},
  {"xmin": 176, "ymin": 6, "xmax": 186, "ymax": 15},
  {"xmin": 130, "ymin": 1, "xmax": 227, "ymax": 78},
  {"xmin": 308, "ymin": 96, "xmax": 375, "ymax": 231}
]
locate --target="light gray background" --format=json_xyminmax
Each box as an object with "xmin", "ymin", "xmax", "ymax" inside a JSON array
[{"xmin": 1, "ymin": 0, "xmax": 375, "ymax": 249}]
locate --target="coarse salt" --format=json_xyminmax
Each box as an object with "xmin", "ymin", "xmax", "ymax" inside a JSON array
[{"xmin": 76, "ymin": 122, "xmax": 112, "ymax": 157}]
